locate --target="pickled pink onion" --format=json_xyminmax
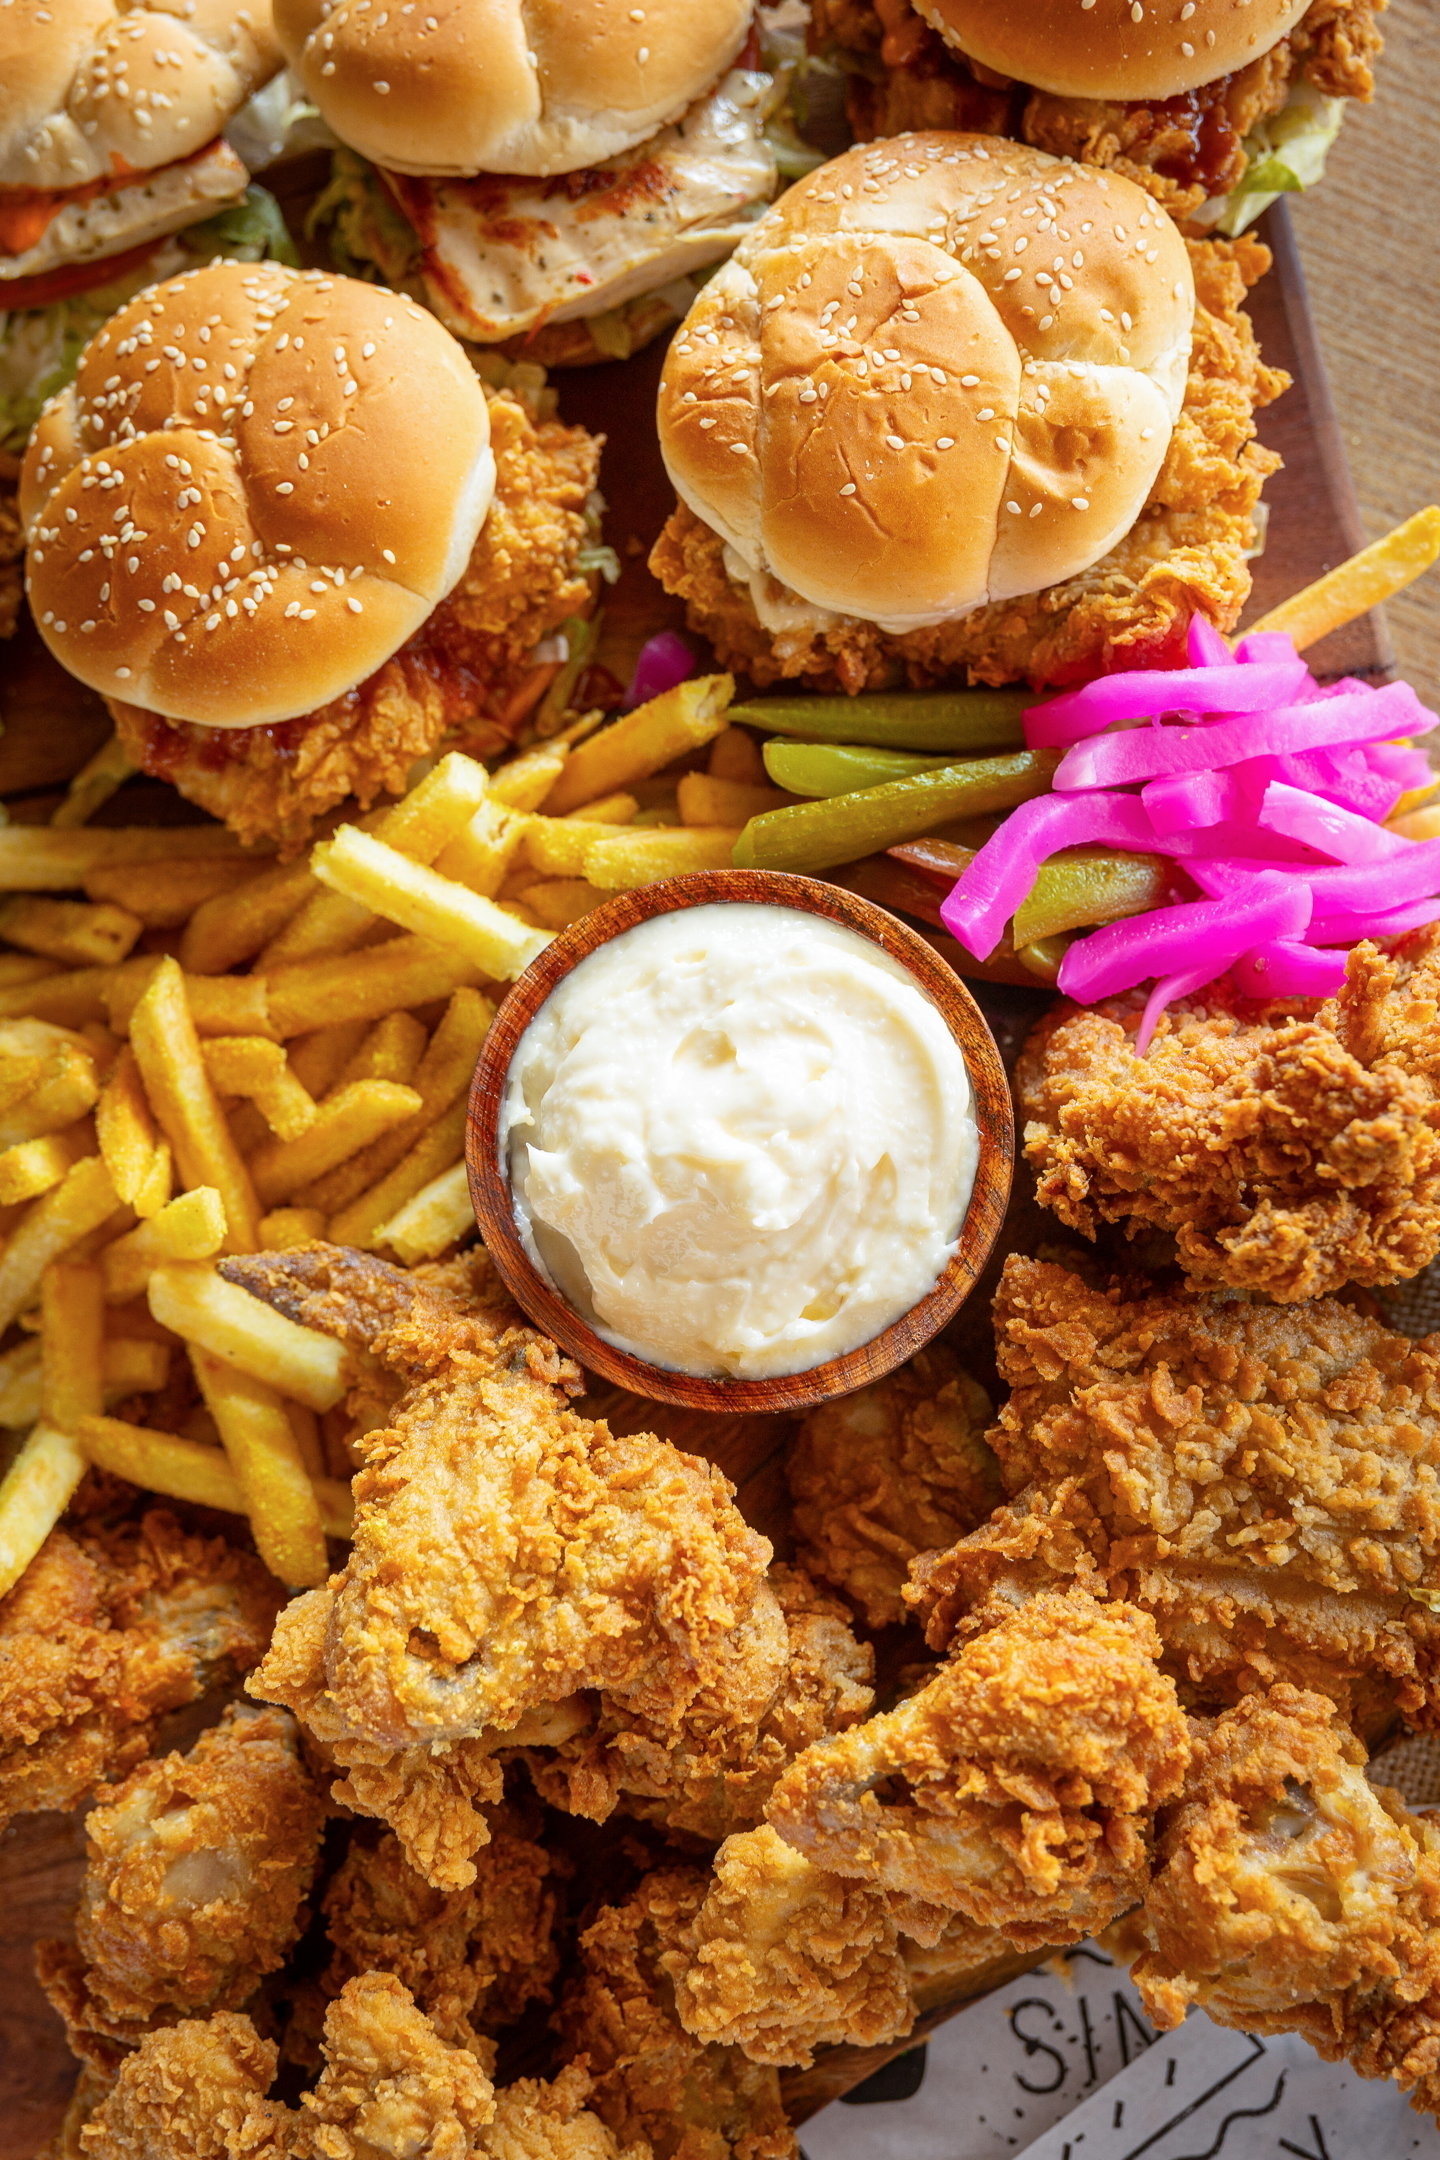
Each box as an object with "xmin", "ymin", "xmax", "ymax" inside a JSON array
[
  {"xmin": 625, "ymin": 631, "xmax": 695, "ymax": 709},
  {"xmin": 1025, "ymin": 658, "xmax": 1313, "ymax": 750},
  {"xmin": 1231, "ymin": 942, "xmax": 1350, "ymax": 998},
  {"xmin": 1054, "ymin": 681, "xmax": 1434, "ymax": 791},
  {"xmin": 938, "ymin": 793, "xmax": 1156, "ymax": 960}
]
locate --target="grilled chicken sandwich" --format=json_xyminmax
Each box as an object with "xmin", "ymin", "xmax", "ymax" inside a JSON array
[
  {"xmin": 20, "ymin": 260, "xmax": 605, "ymax": 848},
  {"xmin": 812, "ymin": 0, "xmax": 1384, "ymax": 231},
  {"xmin": 277, "ymin": 0, "xmax": 810, "ymax": 365},
  {"xmin": 652, "ymin": 131, "xmax": 1286, "ymax": 692}
]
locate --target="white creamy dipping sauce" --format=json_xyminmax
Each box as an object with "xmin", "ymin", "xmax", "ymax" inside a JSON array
[{"xmin": 498, "ymin": 902, "xmax": 978, "ymax": 1380}]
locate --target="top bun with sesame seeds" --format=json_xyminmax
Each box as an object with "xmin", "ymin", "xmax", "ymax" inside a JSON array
[
  {"xmin": 0, "ymin": 0, "xmax": 280, "ymax": 191},
  {"xmin": 657, "ymin": 133, "xmax": 1195, "ymax": 635},
  {"xmin": 273, "ymin": 0, "xmax": 756, "ymax": 179},
  {"xmin": 914, "ymin": 0, "xmax": 1312, "ymax": 101},
  {"xmin": 19, "ymin": 259, "xmax": 495, "ymax": 729}
]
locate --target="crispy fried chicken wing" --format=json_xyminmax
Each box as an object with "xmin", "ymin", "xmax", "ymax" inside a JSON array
[
  {"xmin": 39, "ymin": 1703, "xmax": 327, "ymax": 2065},
  {"xmin": 229, "ymin": 1245, "xmax": 770, "ymax": 1887},
  {"xmin": 558, "ymin": 1867, "xmax": 795, "ymax": 2160},
  {"xmin": 913, "ymin": 1258, "xmax": 1440, "ymax": 1731},
  {"xmin": 0, "ymin": 1510, "xmax": 282, "ymax": 1827},
  {"xmin": 766, "ymin": 1589, "xmax": 1189, "ymax": 1949},
  {"xmin": 788, "ymin": 1350, "xmax": 998, "ymax": 1629},
  {"xmin": 1018, "ymin": 931, "xmax": 1440, "ymax": 1300}
]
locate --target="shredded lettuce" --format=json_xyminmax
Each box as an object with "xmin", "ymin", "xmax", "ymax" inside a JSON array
[
  {"xmin": 182, "ymin": 184, "xmax": 300, "ymax": 267},
  {"xmin": 1210, "ymin": 82, "xmax": 1347, "ymax": 237},
  {"xmin": 307, "ymin": 149, "xmax": 424, "ymax": 288}
]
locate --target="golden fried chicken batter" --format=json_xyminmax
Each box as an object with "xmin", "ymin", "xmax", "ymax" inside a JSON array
[
  {"xmin": 651, "ymin": 236, "xmax": 1285, "ymax": 692},
  {"xmin": 1018, "ymin": 929, "xmax": 1440, "ymax": 1300}
]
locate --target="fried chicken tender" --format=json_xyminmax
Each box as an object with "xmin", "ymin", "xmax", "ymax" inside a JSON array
[
  {"xmin": 788, "ymin": 1349, "xmax": 998, "ymax": 1628},
  {"xmin": 1018, "ymin": 930, "xmax": 1440, "ymax": 1301},
  {"xmin": 559, "ymin": 1867, "xmax": 795, "ymax": 2160},
  {"xmin": 110, "ymin": 390, "xmax": 604, "ymax": 850},
  {"xmin": 230, "ymin": 1245, "xmax": 770, "ymax": 1887},
  {"xmin": 320, "ymin": 1810, "xmax": 561, "ymax": 2048},
  {"xmin": 914, "ymin": 1258, "xmax": 1440, "ymax": 1732},
  {"xmin": 650, "ymin": 234, "xmax": 1285, "ymax": 693},
  {"xmin": 766, "ymin": 1589, "xmax": 1189, "ymax": 1949},
  {"xmin": 528, "ymin": 1565, "xmax": 874, "ymax": 1844},
  {"xmin": 39, "ymin": 1704, "xmax": 327, "ymax": 2065},
  {"xmin": 0, "ymin": 1509, "xmax": 282, "ymax": 1828}
]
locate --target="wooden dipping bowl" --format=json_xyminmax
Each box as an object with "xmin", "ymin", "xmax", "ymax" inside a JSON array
[{"xmin": 466, "ymin": 868, "xmax": 1013, "ymax": 1413}]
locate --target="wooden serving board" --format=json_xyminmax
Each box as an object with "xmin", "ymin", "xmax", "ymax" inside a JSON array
[{"xmin": 0, "ymin": 204, "xmax": 1390, "ymax": 2153}]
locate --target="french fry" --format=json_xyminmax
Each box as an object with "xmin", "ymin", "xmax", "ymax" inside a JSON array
[
  {"xmin": 41, "ymin": 1261, "xmax": 105, "ymax": 1431},
  {"xmin": 1248, "ymin": 507, "xmax": 1440, "ymax": 650},
  {"xmin": 0, "ymin": 1154, "xmax": 119, "ymax": 1336},
  {"xmin": 258, "ymin": 1206, "xmax": 327, "ymax": 1250},
  {"xmin": 257, "ymin": 888, "xmax": 381, "ymax": 969},
  {"xmin": 286, "ymin": 1398, "xmax": 325, "ymax": 1482},
  {"xmin": 328, "ymin": 1011, "xmax": 427, "ymax": 1094},
  {"xmin": 543, "ymin": 675, "xmax": 735, "ymax": 815},
  {"xmin": 75, "ymin": 1412, "xmax": 353, "ymax": 1541},
  {"xmin": 0, "ymin": 1423, "xmax": 87, "ymax": 1598},
  {"xmin": 263, "ymin": 937, "xmax": 485, "ymax": 1038},
  {"xmin": 84, "ymin": 857, "xmax": 260, "ymax": 929},
  {"xmin": 708, "ymin": 725, "xmax": 767, "ymax": 786},
  {"xmin": 101, "ymin": 1187, "xmax": 228, "ymax": 1303},
  {"xmin": 373, "ymin": 1161, "xmax": 474, "ymax": 1265},
  {"xmin": 129, "ymin": 958, "xmax": 261, "ymax": 1254},
  {"xmin": 328, "ymin": 1094, "xmax": 468, "ymax": 1249},
  {"xmin": 523, "ymin": 818, "xmax": 635, "ymax": 879},
  {"xmin": 105, "ymin": 962, "xmax": 275, "ymax": 1041},
  {"xmin": 313, "ymin": 828, "xmax": 553, "ymax": 981},
  {"xmin": 519, "ymin": 879, "xmax": 608, "ymax": 930},
  {"xmin": 96, "ymin": 1044, "xmax": 164, "ymax": 1209},
  {"xmin": 0, "ymin": 896, "xmax": 142, "ymax": 967},
  {"xmin": 251, "ymin": 1079, "xmax": 423, "ymax": 1208},
  {"xmin": 0, "ymin": 956, "xmax": 60, "ymax": 991},
  {"xmin": 583, "ymin": 827, "xmax": 743, "ymax": 889},
  {"xmin": 102, "ymin": 1337, "xmax": 170, "ymax": 1400},
  {"xmin": 0, "ymin": 968, "xmax": 111, "ymax": 1029},
  {"xmin": 50, "ymin": 733, "xmax": 139, "ymax": 830},
  {"xmin": 676, "ymin": 773, "xmax": 790, "ymax": 826},
  {"xmin": 287, "ymin": 1020, "xmax": 372, "ymax": 1099},
  {"xmin": 0, "ymin": 1340, "xmax": 40, "ymax": 1426},
  {"xmin": 379, "ymin": 751, "xmax": 492, "ymax": 862},
  {"xmin": 0, "ymin": 826, "xmax": 264, "ymax": 891},
  {"xmin": 488, "ymin": 740, "xmax": 568, "ymax": 811},
  {"xmin": 147, "ymin": 1262, "xmax": 347, "ymax": 1412},
  {"xmin": 180, "ymin": 856, "xmax": 320, "ymax": 974},
  {"xmin": 0, "ymin": 1023, "xmax": 97, "ymax": 1145},
  {"xmin": 301, "ymin": 988, "xmax": 492, "ymax": 1216},
  {"xmin": 562, "ymin": 791, "xmax": 638, "ymax": 824},
  {"xmin": 0, "ymin": 1130, "xmax": 87, "ymax": 1205},
  {"xmin": 432, "ymin": 799, "xmax": 531, "ymax": 899},
  {"xmin": 202, "ymin": 1037, "xmax": 317, "ymax": 1141},
  {"xmin": 189, "ymin": 1345, "xmax": 329, "ymax": 1585}
]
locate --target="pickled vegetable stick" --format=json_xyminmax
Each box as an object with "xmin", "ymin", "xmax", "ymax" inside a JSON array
[
  {"xmin": 727, "ymin": 688, "xmax": 1031, "ymax": 753},
  {"xmin": 677, "ymin": 773, "xmax": 790, "ymax": 825},
  {"xmin": 76, "ymin": 1413, "xmax": 354, "ymax": 1541},
  {"xmin": 101, "ymin": 1187, "xmax": 228, "ymax": 1303},
  {"xmin": 488, "ymin": 740, "xmax": 569, "ymax": 811},
  {"xmin": 0, "ymin": 1131, "xmax": 83, "ymax": 1206},
  {"xmin": 733, "ymin": 753, "xmax": 1057, "ymax": 875},
  {"xmin": 1010, "ymin": 847, "xmax": 1175, "ymax": 945},
  {"xmin": 148, "ymin": 1262, "xmax": 346, "ymax": 1412},
  {"xmin": 129, "ymin": 959, "xmax": 261, "ymax": 1254},
  {"xmin": 763, "ymin": 741, "xmax": 956, "ymax": 798},
  {"xmin": 313, "ymin": 828, "xmax": 552, "ymax": 981},
  {"xmin": 251, "ymin": 1079, "xmax": 423, "ymax": 1208},
  {"xmin": 0, "ymin": 1154, "xmax": 119, "ymax": 1336},
  {"xmin": 85, "ymin": 857, "xmax": 256, "ymax": 928},
  {"xmin": 0, "ymin": 1423, "xmax": 86, "ymax": 1599},
  {"xmin": 374, "ymin": 1161, "xmax": 474, "ymax": 1265},
  {"xmin": 201, "ymin": 1037, "xmax": 317, "ymax": 1141},
  {"xmin": 327, "ymin": 1095, "xmax": 468, "ymax": 1250},
  {"xmin": 585, "ymin": 827, "xmax": 744, "ymax": 889},
  {"xmin": 179, "ymin": 856, "xmax": 320, "ymax": 974},
  {"xmin": 544, "ymin": 674, "xmax": 735, "ymax": 814},
  {"xmin": 0, "ymin": 896, "xmax": 141, "ymax": 968},
  {"xmin": 0, "ymin": 826, "xmax": 263, "ymax": 892},
  {"xmin": 524, "ymin": 817, "xmax": 634, "ymax": 878},
  {"xmin": 190, "ymin": 1345, "xmax": 329, "ymax": 1587},
  {"xmin": 1248, "ymin": 507, "xmax": 1440, "ymax": 650},
  {"xmin": 263, "ymin": 937, "xmax": 485, "ymax": 1038}
]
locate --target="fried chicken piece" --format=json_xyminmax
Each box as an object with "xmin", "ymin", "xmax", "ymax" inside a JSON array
[
  {"xmin": 110, "ymin": 390, "xmax": 604, "ymax": 850},
  {"xmin": 481, "ymin": 2066, "xmax": 649, "ymax": 2160},
  {"xmin": 1018, "ymin": 930, "xmax": 1440, "ymax": 1301},
  {"xmin": 78, "ymin": 2013, "xmax": 287, "ymax": 2160},
  {"xmin": 230, "ymin": 1245, "xmax": 770, "ymax": 1887},
  {"xmin": 295, "ymin": 1971, "xmax": 497, "ymax": 2159},
  {"xmin": 558, "ymin": 1867, "xmax": 795, "ymax": 2160},
  {"xmin": 766, "ymin": 1589, "xmax": 1189, "ymax": 1950},
  {"xmin": 0, "ymin": 1509, "xmax": 282, "ymax": 1828},
  {"xmin": 788, "ymin": 1349, "xmax": 998, "ymax": 1629},
  {"xmin": 320, "ymin": 1809, "xmax": 561, "ymax": 2048},
  {"xmin": 913, "ymin": 1258, "xmax": 1440, "ymax": 1731},
  {"xmin": 651, "ymin": 234, "xmax": 1284, "ymax": 693},
  {"xmin": 39, "ymin": 1704, "xmax": 327, "ymax": 2066},
  {"xmin": 528, "ymin": 1565, "xmax": 874, "ymax": 1844}
]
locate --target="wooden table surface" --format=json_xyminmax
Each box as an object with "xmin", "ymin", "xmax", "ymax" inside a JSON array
[{"xmin": 1291, "ymin": 0, "xmax": 1440, "ymax": 700}]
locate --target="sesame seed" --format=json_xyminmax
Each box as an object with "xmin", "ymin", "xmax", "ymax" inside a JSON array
[
  {"xmin": 1074, "ymin": 496, "xmax": 1090, "ymax": 510},
  {"xmin": 839, "ymin": 483, "xmax": 856, "ymax": 496},
  {"xmin": 936, "ymin": 437, "xmax": 955, "ymax": 450}
]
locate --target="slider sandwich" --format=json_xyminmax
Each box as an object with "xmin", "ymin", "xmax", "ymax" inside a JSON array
[
  {"xmin": 652, "ymin": 132, "xmax": 1286, "ymax": 692},
  {"xmin": 20, "ymin": 260, "xmax": 605, "ymax": 848},
  {"xmin": 277, "ymin": 0, "xmax": 811, "ymax": 366},
  {"xmin": 811, "ymin": 0, "xmax": 1384, "ymax": 231}
]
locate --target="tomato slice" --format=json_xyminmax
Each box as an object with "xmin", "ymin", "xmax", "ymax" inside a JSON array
[{"xmin": 0, "ymin": 238, "xmax": 164, "ymax": 312}]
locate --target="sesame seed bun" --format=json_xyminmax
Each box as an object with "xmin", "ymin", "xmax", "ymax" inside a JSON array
[
  {"xmin": 274, "ymin": 0, "xmax": 756, "ymax": 179},
  {"xmin": 0, "ymin": 0, "xmax": 281, "ymax": 192},
  {"xmin": 914, "ymin": 0, "xmax": 1312, "ymax": 101},
  {"xmin": 20, "ymin": 261, "xmax": 495, "ymax": 730},
  {"xmin": 658, "ymin": 134, "xmax": 1194, "ymax": 636}
]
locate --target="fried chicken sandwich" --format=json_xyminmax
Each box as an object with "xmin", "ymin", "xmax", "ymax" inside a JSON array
[
  {"xmin": 19, "ymin": 258, "xmax": 605, "ymax": 846},
  {"xmin": 812, "ymin": 0, "xmax": 1385, "ymax": 230},
  {"xmin": 652, "ymin": 130, "xmax": 1285, "ymax": 692},
  {"xmin": 279, "ymin": 0, "xmax": 808, "ymax": 366}
]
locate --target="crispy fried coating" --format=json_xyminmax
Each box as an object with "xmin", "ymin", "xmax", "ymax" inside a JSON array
[
  {"xmin": 788, "ymin": 1349, "xmax": 998, "ymax": 1628},
  {"xmin": 0, "ymin": 1510, "xmax": 282, "ymax": 1828},
  {"xmin": 766, "ymin": 1589, "xmax": 1189, "ymax": 1949},
  {"xmin": 650, "ymin": 236, "xmax": 1285, "ymax": 693},
  {"xmin": 110, "ymin": 391, "xmax": 603, "ymax": 850},
  {"xmin": 77, "ymin": 2013, "xmax": 287, "ymax": 2160},
  {"xmin": 1018, "ymin": 930, "xmax": 1440, "ymax": 1301},
  {"xmin": 480, "ymin": 2066, "xmax": 649, "ymax": 2160},
  {"xmin": 529, "ymin": 1565, "xmax": 874, "ymax": 1844},
  {"xmin": 913, "ymin": 1258, "xmax": 1440, "ymax": 1730},
  {"xmin": 296, "ymin": 1971, "xmax": 497, "ymax": 2159},
  {"xmin": 558, "ymin": 1867, "xmax": 795, "ymax": 2160},
  {"xmin": 231, "ymin": 1245, "xmax": 770, "ymax": 1887},
  {"xmin": 320, "ymin": 1809, "xmax": 561, "ymax": 2047},
  {"xmin": 39, "ymin": 1704, "xmax": 326, "ymax": 2064}
]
